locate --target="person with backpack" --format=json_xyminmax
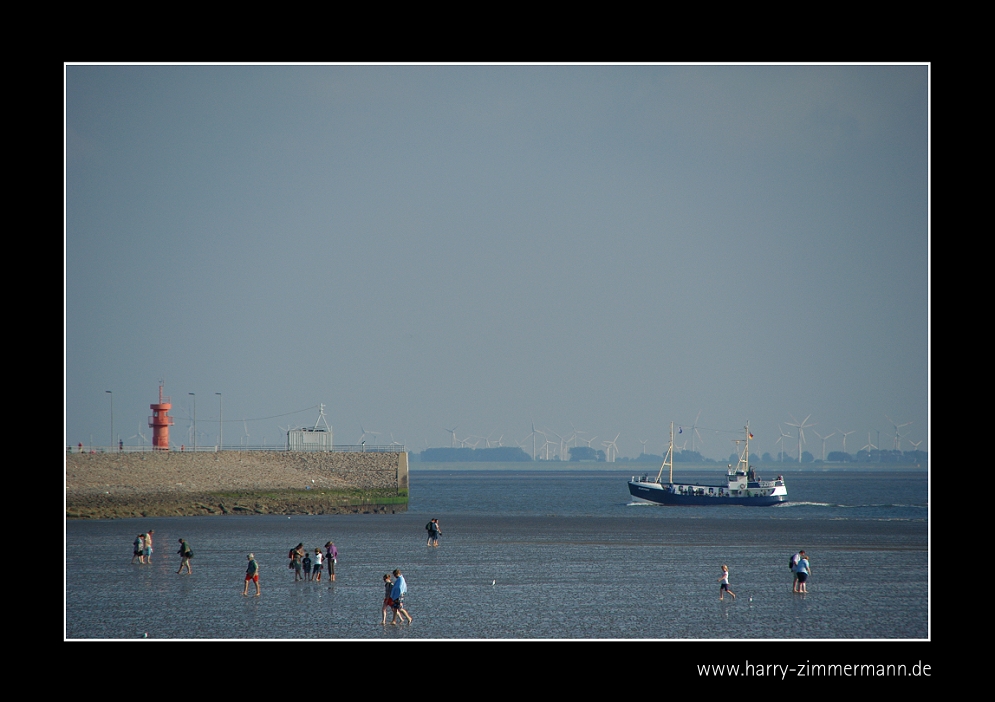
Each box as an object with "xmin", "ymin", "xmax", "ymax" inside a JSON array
[
  {"xmin": 426, "ymin": 518, "xmax": 441, "ymax": 547},
  {"xmin": 243, "ymin": 553, "xmax": 260, "ymax": 597},
  {"xmin": 176, "ymin": 539, "xmax": 193, "ymax": 574},
  {"xmin": 790, "ymin": 550, "xmax": 802, "ymax": 591}
]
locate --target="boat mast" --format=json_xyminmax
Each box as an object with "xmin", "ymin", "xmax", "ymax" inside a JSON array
[
  {"xmin": 740, "ymin": 423, "xmax": 751, "ymax": 473},
  {"xmin": 655, "ymin": 422, "xmax": 675, "ymax": 484}
]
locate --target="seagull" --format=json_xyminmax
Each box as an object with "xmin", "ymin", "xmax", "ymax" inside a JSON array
[{"xmin": 492, "ymin": 580, "xmax": 496, "ymax": 586}]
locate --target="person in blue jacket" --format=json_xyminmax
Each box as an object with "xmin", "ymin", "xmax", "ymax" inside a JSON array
[{"xmin": 390, "ymin": 569, "xmax": 413, "ymax": 625}]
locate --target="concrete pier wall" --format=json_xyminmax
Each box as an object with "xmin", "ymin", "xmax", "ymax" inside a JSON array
[{"xmin": 65, "ymin": 450, "xmax": 408, "ymax": 518}]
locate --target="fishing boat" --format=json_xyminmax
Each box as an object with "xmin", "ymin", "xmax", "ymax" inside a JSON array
[{"xmin": 628, "ymin": 423, "xmax": 787, "ymax": 506}]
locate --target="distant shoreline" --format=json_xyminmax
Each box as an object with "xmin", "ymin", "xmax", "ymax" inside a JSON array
[{"xmin": 409, "ymin": 462, "xmax": 928, "ymax": 471}]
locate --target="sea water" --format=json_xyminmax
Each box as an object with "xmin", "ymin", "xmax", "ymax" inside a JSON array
[{"xmin": 65, "ymin": 466, "xmax": 928, "ymax": 639}]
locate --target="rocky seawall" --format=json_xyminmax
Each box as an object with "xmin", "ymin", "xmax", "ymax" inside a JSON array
[{"xmin": 65, "ymin": 451, "xmax": 408, "ymax": 519}]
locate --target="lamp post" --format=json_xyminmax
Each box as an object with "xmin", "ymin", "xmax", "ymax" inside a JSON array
[
  {"xmin": 189, "ymin": 393, "xmax": 196, "ymax": 452},
  {"xmin": 105, "ymin": 390, "xmax": 113, "ymax": 450},
  {"xmin": 216, "ymin": 392, "xmax": 223, "ymax": 451}
]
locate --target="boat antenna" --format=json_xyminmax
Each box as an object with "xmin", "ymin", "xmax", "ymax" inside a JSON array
[{"xmin": 655, "ymin": 422, "xmax": 675, "ymax": 484}]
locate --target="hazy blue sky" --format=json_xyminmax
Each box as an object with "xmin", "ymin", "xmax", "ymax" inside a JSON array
[{"xmin": 65, "ymin": 65, "xmax": 929, "ymax": 459}]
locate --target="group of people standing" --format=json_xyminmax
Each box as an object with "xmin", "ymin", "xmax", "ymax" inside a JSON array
[
  {"xmin": 288, "ymin": 542, "xmax": 338, "ymax": 583},
  {"xmin": 241, "ymin": 540, "xmax": 338, "ymax": 597},
  {"xmin": 130, "ymin": 530, "xmax": 195, "ymax": 577},
  {"xmin": 131, "ymin": 530, "xmax": 155, "ymax": 564},
  {"xmin": 425, "ymin": 518, "xmax": 441, "ymax": 547},
  {"xmin": 128, "ymin": 525, "xmax": 429, "ymax": 624},
  {"xmin": 716, "ymin": 550, "xmax": 813, "ymax": 601}
]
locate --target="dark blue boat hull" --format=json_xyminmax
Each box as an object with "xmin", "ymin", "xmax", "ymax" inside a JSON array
[{"xmin": 628, "ymin": 481, "xmax": 787, "ymax": 506}]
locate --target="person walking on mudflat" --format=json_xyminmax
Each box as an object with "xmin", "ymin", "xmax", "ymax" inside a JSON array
[
  {"xmin": 132, "ymin": 535, "xmax": 144, "ymax": 564},
  {"xmin": 426, "ymin": 519, "xmax": 441, "ymax": 547},
  {"xmin": 177, "ymin": 539, "xmax": 193, "ymax": 574},
  {"xmin": 390, "ymin": 569, "xmax": 413, "ymax": 625},
  {"xmin": 243, "ymin": 554, "xmax": 260, "ymax": 597},
  {"xmin": 718, "ymin": 565, "xmax": 736, "ymax": 601},
  {"xmin": 381, "ymin": 574, "xmax": 394, "ymax": 625}
]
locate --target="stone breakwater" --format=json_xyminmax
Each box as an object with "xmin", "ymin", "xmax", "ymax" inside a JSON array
[{"xmin": 65, "ymin": 451, "xmax": 408, "ymax": 519}]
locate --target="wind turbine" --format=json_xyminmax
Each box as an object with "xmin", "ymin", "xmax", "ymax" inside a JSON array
[
  {"xmin": 885, "ymin": 415, "xmax": 913, "ymax": 451},
  {"xmin": 861, "ymin": 432, "xmax": 877, "ymax": 453},
  {"xmin": 786, "ymin": 415, "xmax": 815, "ymax": 463},
  {"xmin": 560, "ymin": 431, "xmax": 577, "ymax": 461},
  {"xmin": 278, "ymin": 424, "xmax": 294, "ymax": 450},
  {"xmin": 775, "ymin": 425, "xmax": 792, "ymax": 462},
  {"xmin": 128, "ymin": 421, "xmax": 148, "ymax": 451},
  {"xmin": 541, "ymin": 435, "xmax": 556, "ymax": 460},
  {"xmin": 691, "ymin": 411, "xmax": 705, "ymax": 452},
  {"xmin": 359, "ymin": 426, "xmax": 380, "ymax": 445},
  {"xmin": 837, "ymin": 429, "xmax": 855, "ymax": 455},
  {"xmin": 547, "ymin": 429, "xmax": 569, "ymax": 461},
  {"xmin": 813, "ymin": 430, "xmax": 836, "ymax": 461},
  {"xmin": 443, "ymin": 426, "xmax": 458, "ymax": 448},
  {"xmin": 523, "ymin": 420, "xmax": 539, "ymax": 461},
  {"xmin": 639, "ymin": 439, "xmax": 648, "ymax": 455},
  {"xmin": 564, "ymin": 432, "xmax": 576, "ymax": 459},
  {"xmin": 602, "ymin": 433, "xmax": 620, "ymax": 463}
]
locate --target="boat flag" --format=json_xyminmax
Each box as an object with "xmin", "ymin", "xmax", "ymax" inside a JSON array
[
  {"xmin": 678, "ymin": 427, "xmax": 683, "ymax": 433},
  {"xmin": 748, "ymin": 432, "xmax": 754, "ymax": 439}
]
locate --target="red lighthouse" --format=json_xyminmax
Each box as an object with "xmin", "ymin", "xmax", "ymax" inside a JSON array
[{"xmin": 149, "ymin": 382, "xmax": 174, "ymax": 450}]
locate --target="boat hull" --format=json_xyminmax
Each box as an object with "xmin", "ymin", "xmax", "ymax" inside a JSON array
[{"xmin": 628, "ymin": 480, "xmax": 787, "ymax": 506}]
